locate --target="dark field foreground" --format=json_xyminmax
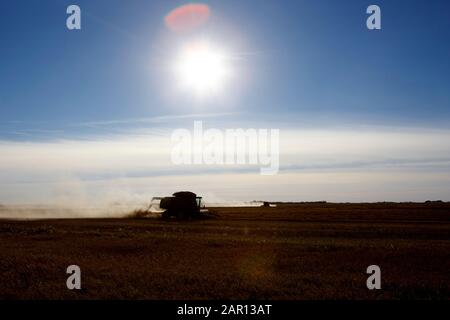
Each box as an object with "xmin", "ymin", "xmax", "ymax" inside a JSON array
[{"xmin": 1, "ymin": 203, "xmax": 450, "ymax": 300}]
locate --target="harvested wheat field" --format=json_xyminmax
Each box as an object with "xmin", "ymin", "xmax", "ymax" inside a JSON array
[{"xmin": 1, "ymin": 203, "xmax": 449, "ymax": 300}]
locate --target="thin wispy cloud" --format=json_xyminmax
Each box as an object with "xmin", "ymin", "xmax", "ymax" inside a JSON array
[{"xmin": 72, "ymin": 112, "xmax": 239, "ymax": 128}]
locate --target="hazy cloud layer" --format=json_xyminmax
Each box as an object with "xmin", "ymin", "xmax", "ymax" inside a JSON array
[{"xmin": 1, "ymin": 126, "xmax": 450, "ymax": 206}]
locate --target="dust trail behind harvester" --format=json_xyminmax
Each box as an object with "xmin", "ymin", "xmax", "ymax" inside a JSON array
[
  {"xmin": 0, "ymin": 197, "xmax": 265, "ymax": 220},
  {"xmin": 0, "ymin": 204, "xmax": 141, "ymax": 220}
]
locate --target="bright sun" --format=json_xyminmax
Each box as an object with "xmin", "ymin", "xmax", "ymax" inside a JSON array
[{"xmin": 174, "ymin": 40, "xmax": 230, "ymax": 97}]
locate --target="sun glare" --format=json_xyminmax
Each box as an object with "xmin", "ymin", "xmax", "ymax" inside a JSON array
[{"xmin": 174, "ymin": 41, "xmax": 230, "ymax": 97}]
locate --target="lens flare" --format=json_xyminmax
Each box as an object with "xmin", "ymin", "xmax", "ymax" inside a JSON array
[{"xmin": 165, "ymin": 3, "xmax": 211, "ymax": 33}]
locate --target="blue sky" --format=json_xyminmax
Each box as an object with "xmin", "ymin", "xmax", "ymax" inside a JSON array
[
  {"xmin": 1, "ymin": 0, "xmax": 450, "ymax": 133},
  {"xmin": 1, "ymin": 1, "xmax": 450, "ymax": 206}
]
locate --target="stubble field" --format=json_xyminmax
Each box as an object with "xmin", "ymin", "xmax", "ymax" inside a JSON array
[{"xmin": 0, "ymin": 203, "xmax": 449, "ymax": 300}]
